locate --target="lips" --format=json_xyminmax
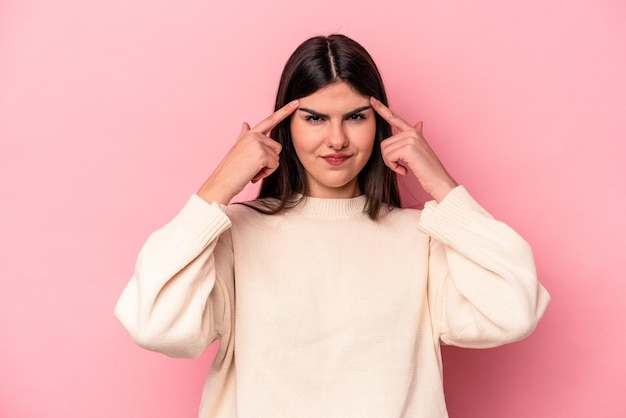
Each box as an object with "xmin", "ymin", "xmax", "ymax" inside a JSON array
[{"xmin": 321, "ymin": 153, "xmax": 352, "ymax": 166}]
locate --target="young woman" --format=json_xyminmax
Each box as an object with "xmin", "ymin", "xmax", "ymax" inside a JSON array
[{"xmin": 115, "ymin": 34, "xmax": 550, "ymax": 417}]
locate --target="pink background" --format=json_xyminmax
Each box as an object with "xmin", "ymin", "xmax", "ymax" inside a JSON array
[{"xmin": 1, "ymin": 0, "xmax": 625, "ymax": 416}]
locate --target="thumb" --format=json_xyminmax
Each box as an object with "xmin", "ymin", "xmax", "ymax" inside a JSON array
[
  {"xmin": 240, "ymin": 122, "xmax": 251, "ymax": 134},
  {"xmin": 414, "ymin": 121, "xmax": 423, "ymax": 134}
]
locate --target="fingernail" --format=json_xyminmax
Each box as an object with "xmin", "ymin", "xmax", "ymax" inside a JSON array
[{"xmin": 288, "ymin": 99, "xmax": 299, "ymax": 108}]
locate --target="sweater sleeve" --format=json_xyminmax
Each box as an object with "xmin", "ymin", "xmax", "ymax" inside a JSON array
[
  {"xmin": 114, "ymin": 194, "xmax": 235, "ymax": 358},
  {"xmin": 418, "ymin": 186, "xmax": 550, "ymax": 348}
]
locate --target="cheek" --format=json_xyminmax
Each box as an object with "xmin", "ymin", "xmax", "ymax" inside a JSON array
[
  {"xmin": 290, "ymin": 120, "xmax": 315, "ymax": 156},
  {"xmin": 351, "ymin": 120, "xmax": 377, "ymax": 151}
]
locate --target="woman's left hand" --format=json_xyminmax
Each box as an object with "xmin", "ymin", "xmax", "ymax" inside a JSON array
[{"xmin": 370, "ymin": 97, "xmax": 458, "ymax": 203}]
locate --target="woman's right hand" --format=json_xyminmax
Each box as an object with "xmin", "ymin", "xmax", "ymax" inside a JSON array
[{"xmin": 197, "ymin": 100, "xmax": 299, "ymax": 205}]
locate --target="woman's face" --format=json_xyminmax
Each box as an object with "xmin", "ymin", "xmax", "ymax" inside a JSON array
[{"xmin": 290, "ymin": 81, "xmax": 376, "ymax": 198}]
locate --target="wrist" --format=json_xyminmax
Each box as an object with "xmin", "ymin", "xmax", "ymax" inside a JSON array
[
  {"xmin": 197, "ymin": 177, "xmax": 237, "ymax": 205},
  {"xmin": 430, "ymin": 178, "xmax": 459, "ymax": 203}
]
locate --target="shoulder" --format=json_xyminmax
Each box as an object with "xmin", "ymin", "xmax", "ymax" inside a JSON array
[
  {"xmin": 225, "ymin": 200, "xmax": 268, "ymax": 220},
  {"xmin": 378, "ymin": 205, "xmax": 422, "ymax": 225},
  {"xmin": 224, "ymin": 199, "xmax": 288, "ymax": 229}
]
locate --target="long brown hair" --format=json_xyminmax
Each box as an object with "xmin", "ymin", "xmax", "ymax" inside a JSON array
[{"xmin": 249, "ymin": 34, "xmax": 401, "ymax": 220}]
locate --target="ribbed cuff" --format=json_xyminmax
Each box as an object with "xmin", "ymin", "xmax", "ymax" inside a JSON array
[
  {"xmin": 418, "ymin": 186, "xmax": 491, "ymax": 245},
  {"xmin": 166, "ymin": 194, "xmax": 232, "ymax": 246}
]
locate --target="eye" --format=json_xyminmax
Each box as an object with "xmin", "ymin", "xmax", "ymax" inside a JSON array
[
  {"xmin": 347, "ymin": 113, "xmax": 366, "ymax": 121},
  {"xmin": 305, "ymin": 115, "xmax": 324, "ymax": 124}
]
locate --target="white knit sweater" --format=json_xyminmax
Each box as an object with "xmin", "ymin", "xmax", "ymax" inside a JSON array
[{"xmin": 114, "ymin": 186, "xmax": 550, "ymax": 417}]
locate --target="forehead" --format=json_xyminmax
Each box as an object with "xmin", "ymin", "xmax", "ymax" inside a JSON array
[{"xmin": 298, "ymin": 81, "xmax": 370, "ymax": 111}]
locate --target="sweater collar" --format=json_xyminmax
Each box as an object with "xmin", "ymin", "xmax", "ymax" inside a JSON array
[{"xmin": 294, "ymin": 194, "xmax": 367, "ymax": 219}]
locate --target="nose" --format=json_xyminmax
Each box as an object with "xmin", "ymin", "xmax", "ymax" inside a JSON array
[{"xmin": 325, "ymin": 121, "xmax": 349, "ymax": 150}]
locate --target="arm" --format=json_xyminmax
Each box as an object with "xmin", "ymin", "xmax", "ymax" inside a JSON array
[
  {"xmin": 114, "ymin": 196, "xmax": 234, "ymax": 358},
  {"xmin": 420, "ymin": 186, "xmax": 550, "ymax": 347},
  {"xmin": 114, "ymin": 101, "xmax": 299, "ymax": 357},
  {"xmin": 370, "ymin": 99, "xmax": 549, "ymax": 346}
]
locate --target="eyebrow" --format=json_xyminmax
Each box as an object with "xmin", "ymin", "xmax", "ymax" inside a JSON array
[{"xmin": 298, "ymin": 105, "xmax": 372, "ymax": 119}]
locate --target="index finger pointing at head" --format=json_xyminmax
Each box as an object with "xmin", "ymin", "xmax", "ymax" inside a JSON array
[
  {"xmin": 370, "ymin": 97, "xmax": 413, "ymax": 132},
  {"xmin": 251, "ymin": 99, "xmax": 300, "ymax": 135}
]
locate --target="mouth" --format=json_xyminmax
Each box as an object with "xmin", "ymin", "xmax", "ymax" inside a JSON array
[{"xmin": 321, "ymin": 153, "xmax": 352, "ymax": 166}]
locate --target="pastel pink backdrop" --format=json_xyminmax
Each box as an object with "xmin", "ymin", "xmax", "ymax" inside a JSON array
[{"xmin": 1, "ymin": 0, "xmax": 625, "ymax": 417}]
